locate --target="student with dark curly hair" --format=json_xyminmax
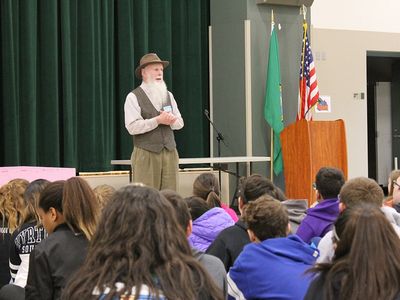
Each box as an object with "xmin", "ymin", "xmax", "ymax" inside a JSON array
[{"xmin": 62, "ymin": 185, "xmax": 224, "ymax": 300}]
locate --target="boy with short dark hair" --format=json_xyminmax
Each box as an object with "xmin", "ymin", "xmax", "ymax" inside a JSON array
[
  {"xmin": 227, "ymin": 198, "xmax": 318, "ymax": 300},
  {"xmin": 296, "ymin": 167, "xmax": 345, "ymax": 244},
  {"xmin": 206, "ymin": 175, "xmax": 284, "ymax": 271}
]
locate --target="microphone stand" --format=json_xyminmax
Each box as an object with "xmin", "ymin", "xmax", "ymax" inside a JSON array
[{"xmin": 204, "ymin": 109, "xmax": 225, "ymax": 196}]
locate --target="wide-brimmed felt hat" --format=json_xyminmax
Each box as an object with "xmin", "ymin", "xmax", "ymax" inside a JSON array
[{"xmin": 135, "ymin": 53, "xmax": 169, "ymax": 79}]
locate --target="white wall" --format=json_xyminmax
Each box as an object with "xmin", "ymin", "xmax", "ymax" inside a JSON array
[
  {"xmin": 310, "ymin": 29, "xmax": 400, "ymax": 179},
  {"xmin": 310, "ymin": 2, "xmax": 400, "ymax": 179},
  {"xmin": 312, "ymin": 0, "xmax": 400, "ymax": 33}
]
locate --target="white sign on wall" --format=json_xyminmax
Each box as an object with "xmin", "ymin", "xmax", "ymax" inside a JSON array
[{"xmin": 315, "ymin": 95, "xmax": 331, "ymax": 113}]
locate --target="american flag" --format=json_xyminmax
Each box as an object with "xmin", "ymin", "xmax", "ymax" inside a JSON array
[{"xmin": 297, "ymin": 23, "xmax": 319, "ymax": 121}]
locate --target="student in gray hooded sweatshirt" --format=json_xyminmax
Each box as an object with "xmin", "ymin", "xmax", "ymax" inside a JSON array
[{"xmin": 160, "ymin": 190, "xmax": 227, "ymax": 297}]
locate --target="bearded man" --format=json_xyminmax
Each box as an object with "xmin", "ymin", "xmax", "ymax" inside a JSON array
[{"xmin": 124, "ymin": 53, "xmax": 184, "ymax": 190}]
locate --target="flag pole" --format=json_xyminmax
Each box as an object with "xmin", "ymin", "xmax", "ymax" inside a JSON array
[
  {"xmin": 270, "ymin": 9, "xmax": 275, "ymax": 182},
  {"xmin": 299, "ymin": 6, "xmax": 308, "ymax": 119},
  {"xmin": 270, "ymin": 128, "xmax": 274, "ymax": 181}
]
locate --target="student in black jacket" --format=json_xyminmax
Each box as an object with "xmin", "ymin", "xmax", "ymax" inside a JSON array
[
  {"xmin": 25, "ymin": 177, "xmax": 99, "ymax": 300},
  {"xmin": 206, "ymin": 175, "xmax": 286, "ymax": 271}
]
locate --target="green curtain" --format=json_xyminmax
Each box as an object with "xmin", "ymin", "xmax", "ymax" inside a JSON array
[{"xmin": 0, "ymin": 0, "xmax": 210, "ymax": 172}]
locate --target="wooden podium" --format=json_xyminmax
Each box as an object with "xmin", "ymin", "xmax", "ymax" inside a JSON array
[{"xmin": 280, "ymin": 119, "xmax": 348, "ymax": 206}]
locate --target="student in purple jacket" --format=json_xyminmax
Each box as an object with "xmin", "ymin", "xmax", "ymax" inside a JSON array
[
  {"xmin": 185, "ymin": 196, "xmax": 234, "ymax": 252},
  {"xmin": 297, "ymin": 167, "xmax": 345, "ymax": 244}
]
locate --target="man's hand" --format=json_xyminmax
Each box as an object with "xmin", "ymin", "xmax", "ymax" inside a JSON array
[{"xmin": 156, "ymin": 110, "xmax": 177, "ymax": 125}]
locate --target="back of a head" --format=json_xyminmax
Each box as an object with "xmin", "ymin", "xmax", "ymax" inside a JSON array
[
  {"xmin": 388, "ymin": 169, "xmax": 400, "ymax": 197},
  {"xmin": 0, "ymin": 179, "xmax": 29, "ymax": 231},
  {"xmin": 161, "ymin": 189, "xmax": 191, "ymax": 232},
  {"xmin": 193, "ymin": 173, "xmax": 221, "ymax": 208},
  {"xmin": 243, "ymin": 196, "xmax": 289, "ymax": 241},
  {"xmin": 63, "ymin": 177, "xmax": 99, "ymax": 240},
  {"xmin": 339, "ymin": 177, "xmax": 384, "ymax": 209},
  {"xmin": 96, "ymin": 185, "xmax": 187, "ymax": 254},
  {"xmin": 93, "ymin": 184, "xmax": 116, "ymax": 211},
  {"xmin": 39, "ymin": 181, "xmax": 65, "ymax": 213},
  {"xmin": 240, "ymin": 174, "xmax": 286, "ymax": 204},
  {"xmin": 185, "ymin": 196, "xmax": 210, "ymax": 221},
  {"xmin": 64, "ymin": 185, "xmax": 224, "ymax": 300},
  {"xmin": 23, "ymin": 179, "xmax": 50, "ymax": 224},
  {"xmin": 329, "ymin": 204, "xmax": 400, "ymax": 300},
  {"xmin": 315, "ymin": 167, "xmax": 345, "ymax": 199}
]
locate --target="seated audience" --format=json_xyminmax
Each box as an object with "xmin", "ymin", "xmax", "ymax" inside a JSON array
[
  {"xmin": 0, "ymin": 179, "xmax": 49, "ymax": 300},
  {"xmin": 228, "ymin": 197, "xmax": 319, "ymax": 300},
  {"xmin": 0, "ymin": 179, "xmax": 29, "ymax": 288},
  {"xmin": 186, "ymin": 196, "xmax": 234, "ymax": 252},
  {"xmin": 25, "ymin": 177, "xmax": 99, "ymax": 300},
  {"xmin": 161, "ymin": 189, "xmax": 227, "ymax": 297},
  {"xmin": 297, "ymin": 167, "xmax": 345, "ymax": 244},
  {"xmin": 193, "ymin": 172, "xmax": 238, "ymax": 221},
  {"xmin": 206, "ymin": 174, "xmax": 285, "ymax": 271},
  {"xmin": 388, "ymin": 170, "xmax": 400, "ymax": 213},
  {"xmin": 62, "ymin": 185, "xmax": 224, "ymax": 300},
  {"xmin": 381, "ymin": 170, "xmax": 400, "ymax": 226},
  {"xmin": 305, "ymin": 204, "xmax": 400, "ymax": 300},
  {"xmin": 93, "ymin": 184, "xmax": 116, "ymax": 211},
  {"xmin": 280, "ymin": 198, "xmax": 307, "ymax": 233},
  {"xmin": 317, "ymin": 177, "xmax": 400, "ymax": 263}
]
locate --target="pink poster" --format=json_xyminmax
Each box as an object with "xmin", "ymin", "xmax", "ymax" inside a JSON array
[{"xmin": 0, "ymin": 166, "xmax": 76, "ymax": 186}]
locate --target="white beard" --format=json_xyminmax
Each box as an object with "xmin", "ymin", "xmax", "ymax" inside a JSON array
[{"xmin": 144, "ymin": 80, "xmax": 168, "ymax": 102}]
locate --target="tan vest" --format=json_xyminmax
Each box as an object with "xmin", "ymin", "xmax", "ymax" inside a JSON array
[{"xmin": 132, "ymin": 87, "xmax": 176, "ymax": 153}]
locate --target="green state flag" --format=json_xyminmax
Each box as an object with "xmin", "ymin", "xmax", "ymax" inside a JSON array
[{"xmin": 264, "ymin": 19, "xmax": 284, "ymax": 175}]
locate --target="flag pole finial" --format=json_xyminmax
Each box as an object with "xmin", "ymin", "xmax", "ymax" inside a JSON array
[
  {"xmin": 300, "ymin": 5, "xmax": 307, "ymax": 21},
  {"xmin": 271, "ymin": 9, "xmax": 274, "ymax": 25}
]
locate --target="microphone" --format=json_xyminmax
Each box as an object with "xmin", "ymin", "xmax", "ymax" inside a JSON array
[{"xmin": 204, "ymin": 109, "xmax": 210, "ymax": 117}]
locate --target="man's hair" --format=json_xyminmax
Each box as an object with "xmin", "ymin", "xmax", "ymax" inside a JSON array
[
  {"xmin": 239, "ymin": 174, "xmax": 286, "ymax": 205},
  {"xmin": 339, "ymin": 177, "xmax": 384, "ymax": 209},
  {"xmin": 243, "ymin": 196, "xmax": 288, "ymax": 241},
  {"xmin": 161, "ymin": 189, "xmax": 191, "ymax": 232},
  {"xmin": 315, "ymin": 167, "xmax": 345, "ymax": 199}
]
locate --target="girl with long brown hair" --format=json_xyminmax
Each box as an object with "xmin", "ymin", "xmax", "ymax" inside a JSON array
[
  {"xmin": 305, "ymin": 204, "xmax": 400, "ymax": 300},
  {"xmin": 8, "ymin": 179, "xmax": 49, "ymax": 290},
  {"xmin": 25, "ymin": 177, "xmax": 99, "ymax": 300},
  {"xmin": 62, "ymin": 185, "xmax": 224, "ymax": 300},
  {"xmin": 193, "ymin": 173, "xmax": 238, "ymax": 221}
]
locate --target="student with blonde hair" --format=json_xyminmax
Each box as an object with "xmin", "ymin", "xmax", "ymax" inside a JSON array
[
  {"xmin": 0, "ymin": 179, "xmax": 50, "ymax": 300},
  {"xmin": 25, "ymin": 177, "xmax": 99, "ymax": 300},
  {"xmin": 93, "ymin": 184, "xmax": 116, "ymax": 211},
  {"xmin": 0, "ymin": 179, "xmax": 29, "ymax": 288}
]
